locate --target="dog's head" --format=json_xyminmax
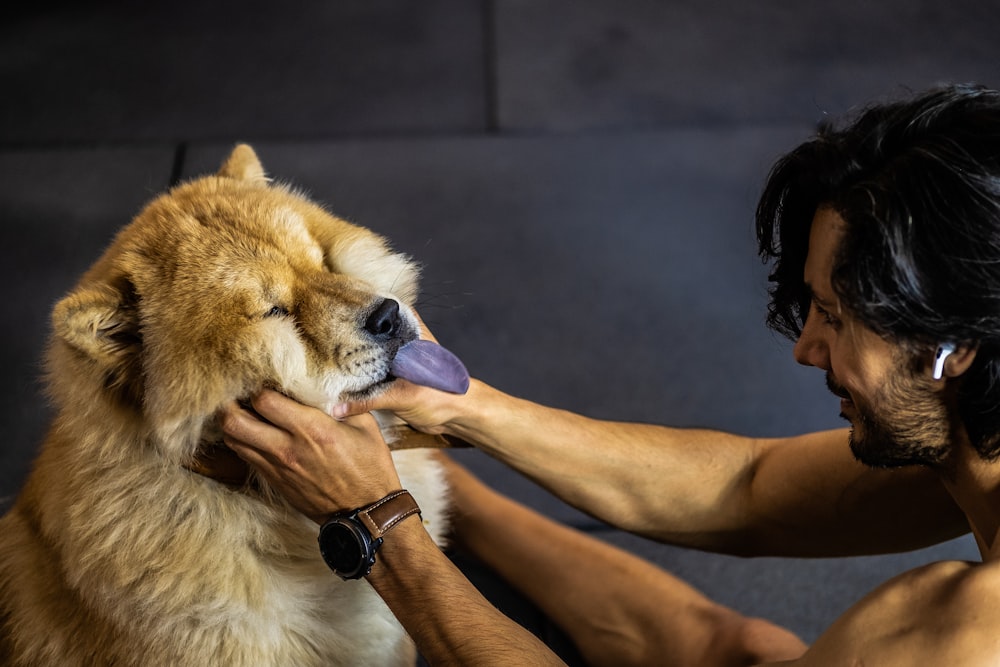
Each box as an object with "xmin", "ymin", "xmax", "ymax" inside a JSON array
[{"xmin": 48, "ymin": 145, "xmax": 420, "ymax": 460}]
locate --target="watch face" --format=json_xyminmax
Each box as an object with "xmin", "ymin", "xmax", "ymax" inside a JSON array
[{"xmin": 319, "ymin": 519, "xmax": 369, "ymax": 578}]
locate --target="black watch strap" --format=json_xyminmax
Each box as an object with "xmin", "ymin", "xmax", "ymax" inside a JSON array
[{"xmin": 355, "ymin": 490, "xmax": 421, "ymax": 539}]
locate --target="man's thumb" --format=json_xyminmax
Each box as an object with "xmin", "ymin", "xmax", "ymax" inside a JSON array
[{"xmin": 331, "ymin": 400, "xmax": 373, "ymax": 421}]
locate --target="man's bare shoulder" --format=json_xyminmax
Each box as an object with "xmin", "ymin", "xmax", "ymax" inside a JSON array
[{"xmin": 765, "ymin": 559, "xmax": 1000, "ymax": 666}]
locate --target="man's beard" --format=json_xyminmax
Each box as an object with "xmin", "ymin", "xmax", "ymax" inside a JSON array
[{"xmin": 826, "ymin": 362, "xmax": 951, "ymax": 469}]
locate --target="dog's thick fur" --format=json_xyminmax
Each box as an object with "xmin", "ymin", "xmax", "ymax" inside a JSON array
[{"xmin": 0, "ymin": 146, "xmax": 448, "ymax": 666}]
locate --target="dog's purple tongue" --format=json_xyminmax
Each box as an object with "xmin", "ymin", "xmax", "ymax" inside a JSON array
[{"xmin": 391, "ymin": 340, "xmax": 470, "ymax": 394}]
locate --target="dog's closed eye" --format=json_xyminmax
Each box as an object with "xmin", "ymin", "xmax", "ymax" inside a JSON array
[{"xmin": 264, "ymin": 305, "xmax": 290, "ymax": 318}]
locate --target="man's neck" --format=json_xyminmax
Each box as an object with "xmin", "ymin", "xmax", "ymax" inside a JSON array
[{"xmin": 939, "ymin": 435, "xmax": 1000, "ymax": 560}]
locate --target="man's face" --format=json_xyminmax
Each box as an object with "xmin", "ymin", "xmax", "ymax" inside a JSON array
[{"xmin": 793, "ymin": 207, "xmax": 950, "ymax": 468}]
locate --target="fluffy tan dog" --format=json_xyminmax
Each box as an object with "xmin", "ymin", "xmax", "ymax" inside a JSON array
[{"xmin": 0, "ymin": 145, "xmax": 449, "ymax": 666}]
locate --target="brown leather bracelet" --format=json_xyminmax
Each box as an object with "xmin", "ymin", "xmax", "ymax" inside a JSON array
[{"xmin": 356, "ymin": 489, "xmax": 422, "ymax": 539}]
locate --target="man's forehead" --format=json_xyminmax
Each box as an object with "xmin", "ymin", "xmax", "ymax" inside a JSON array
[{"xmin": 804, "ymin": 206, "xmax": 848, "ymax": 297}]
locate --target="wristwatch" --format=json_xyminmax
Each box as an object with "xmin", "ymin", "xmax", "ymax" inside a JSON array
[{"xmin": 318, "ymin": 489, "xmax": 422, "ymax": 580}]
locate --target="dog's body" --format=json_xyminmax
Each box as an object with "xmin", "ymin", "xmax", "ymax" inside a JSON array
[{"xmin": 0, "ymin": 146, "xmax": 448, "ymax": 666}]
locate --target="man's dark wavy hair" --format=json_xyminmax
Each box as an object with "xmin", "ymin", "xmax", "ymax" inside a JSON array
[{"xmin": 756, "ymin": 83, "xmax": 1000, "ymax": 459}]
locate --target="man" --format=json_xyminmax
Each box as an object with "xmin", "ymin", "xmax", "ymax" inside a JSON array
[{"xmin": 221, "ymin": 83, "xmax": 1000, "ymax": 665}]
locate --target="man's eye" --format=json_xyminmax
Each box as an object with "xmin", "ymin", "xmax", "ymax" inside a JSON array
[{"xmin": 815, "ymin": 304, "xmax": 839, "ymax": 327}]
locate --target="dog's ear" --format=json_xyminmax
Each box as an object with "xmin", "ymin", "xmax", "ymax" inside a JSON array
[
  {"xmin": 218, "ymin": 143, "xmax": 268, "ymax": 185},
  {"xmin": 51, "ymin": 276, "xmax": 144, "ymax": 407}
]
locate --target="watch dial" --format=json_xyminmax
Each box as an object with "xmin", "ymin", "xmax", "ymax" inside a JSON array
[{"xmin": 322, "ymin": 522, "xmax": 365, "ymax": 575}]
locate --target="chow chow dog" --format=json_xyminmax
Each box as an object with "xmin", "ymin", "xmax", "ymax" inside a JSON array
[{"xmin": 0, "ymin": 145, "xmax": 449, "ymax": 666}]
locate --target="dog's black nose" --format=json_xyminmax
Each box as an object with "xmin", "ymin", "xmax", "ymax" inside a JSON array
[{"xmin": 364, "ymin": 298, "xmax": 402, "ymax": 338}]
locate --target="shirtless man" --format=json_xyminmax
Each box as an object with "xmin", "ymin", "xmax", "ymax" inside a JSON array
[{"xmin": 221, "ymin": 83, "xmax": 1000, "ymax": 665}]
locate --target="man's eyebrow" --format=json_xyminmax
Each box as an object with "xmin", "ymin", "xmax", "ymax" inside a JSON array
[{"xmin": 803, "ymin": 281, "xmax": 835, "ymax": 308}]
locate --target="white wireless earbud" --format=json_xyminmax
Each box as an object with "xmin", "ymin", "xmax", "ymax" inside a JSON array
[{"xmin": 932, "ymin": 343, "xmax": 956, "ymax": 380}]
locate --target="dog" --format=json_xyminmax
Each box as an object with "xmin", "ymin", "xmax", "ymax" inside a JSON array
[{"xmin": 0, "ymin": 145, "xmax": 449, "ymax": 666}]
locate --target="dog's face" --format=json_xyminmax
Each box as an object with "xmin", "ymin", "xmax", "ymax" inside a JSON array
[{"xmin": 48, "ymin": 145, "xmax": 419, "ymax": 458}]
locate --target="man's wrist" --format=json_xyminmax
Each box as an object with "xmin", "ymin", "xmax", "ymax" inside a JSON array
[
  {"xmin": 440, "ymin": 379, "xmax": 496, "ymax": 440},
  {"xmin": 365, "ymin": 515, "xmax": 439, "ymax": 583},
  {"xmin": 318, "ymin": 490, "xmax": 422, "ymax": 580}
]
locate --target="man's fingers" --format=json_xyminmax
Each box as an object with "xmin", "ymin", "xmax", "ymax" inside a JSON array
[
  {"xmin": 250, "ymin": 389, "xmax": 379, "ymax": 436},
  {"xmin": 331, "ymin": 394, "xmax": 401, "ymax": 420},
  {"xmin": 220, "ymin": 399, "xmax": 294, "ymax": 460},
  {"xmin": 219, "ymin": 400, "xmax": 265, "ymax": 442},
  {"xmin": 330, "ymin": 378, "xmax": 424, "ymax": 420},
  {"xmin": 332, "ymin": 399, "xmax": 374, "ymax": 420},
  {"xmin": 223, "ymin": 434, "xmax": 273, "ymax": 470},
  {"xmin": 249, "ymin": 390, "xmax": 316, "ymax": 432}
]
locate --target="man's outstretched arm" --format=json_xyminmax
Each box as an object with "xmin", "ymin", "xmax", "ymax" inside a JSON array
[{"xmin": 339, "ymin": 379, "xmax": 967, "ymax": 557}]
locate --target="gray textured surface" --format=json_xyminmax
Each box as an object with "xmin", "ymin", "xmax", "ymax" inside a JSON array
[{"xmin": 496, "ymin": 0, "xmax": 1000, "ymax": 130}]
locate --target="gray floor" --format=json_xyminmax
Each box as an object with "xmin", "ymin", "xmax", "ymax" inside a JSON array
[{"xmin": 1, "ymin": 0, "xmax": 994, "ymax": 657}]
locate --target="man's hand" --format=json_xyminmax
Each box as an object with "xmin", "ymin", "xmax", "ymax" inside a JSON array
[
  {"xmin": 331, "ymin": 377, "xmax": 471, "ymax": 436},
  {"xmin": 219, "ymin": 390, "xmax": 402, "ymax": 523},
  {"xmin": 332, "ymin": 315, "xmax": 471, "ymax": 435}
]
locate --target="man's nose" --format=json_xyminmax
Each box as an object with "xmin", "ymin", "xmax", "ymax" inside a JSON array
[{"xmin": 793, "ymin": 314, "xmax": 830, "ymax": 370}]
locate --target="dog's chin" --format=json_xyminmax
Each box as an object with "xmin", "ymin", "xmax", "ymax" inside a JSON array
[{"xmin": 340, "ymin": 375, "xmax": 397, "ymax": 402}]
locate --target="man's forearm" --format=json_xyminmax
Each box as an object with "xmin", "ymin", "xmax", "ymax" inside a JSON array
[
  {"xmin": 369, "ymin": 519, "xmax": 565, "ymax": 666},
  {"xmin": 441, "ymin": 380, "xmax": 760, "ymax": 549}
]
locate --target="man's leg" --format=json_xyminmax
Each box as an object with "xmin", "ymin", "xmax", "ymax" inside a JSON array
[{"xmin": 440, "ymin": 456, "xmax": 807, "ymax": 667}]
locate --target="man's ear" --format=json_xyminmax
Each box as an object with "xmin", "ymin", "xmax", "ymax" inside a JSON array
[
  {"xmin": 52, "ymin": 277, "xmax": 144, "ymax": 406},
  {"xmin": 936, "ymin": 342, "xmax": 978, "ymax": 379},
  {"xmin": 217, "ymin": 143, "xmax": 268, "ymax": 185}
]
